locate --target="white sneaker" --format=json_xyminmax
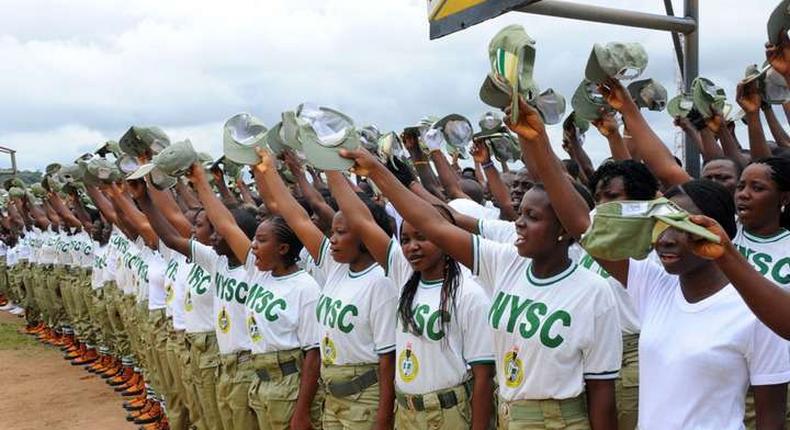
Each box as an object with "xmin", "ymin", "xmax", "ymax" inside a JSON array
[
  {"xmin": 9, "ymin": 306, "xmax": 25, "ymax": 316},
  {"xmin": 0, "ymin": 303, "xmax": 14, "ymax": 311}
]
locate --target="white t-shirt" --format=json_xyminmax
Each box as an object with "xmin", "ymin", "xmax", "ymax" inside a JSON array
[
  {"xmin": 732, "ymin": 225, "xmax": 790, "ymax": 289},
  {"xmin": 191, "ymin": 240, "xmax": 252, "ymax": 354},
  {"xmin": 162, "ymin": 246, "xmax": 189, "ymax": 331},
  {"xmin": 38, "ymin": 228, "xmax": 57, "ymax": 265},
  {"xmin": 147, "ymin": 251, "xmax": 167, "ymax": 311},
  {"xmin": 449, "ymin": 198, "xmax": 500, "ymax": 221},
  {"xmin": 312, "ymin": 238, "xmax": 398, "ymax": 366},
  {"xmin": 244, "ymin": 253, "xmax": 321, "ymax": 354},
  {"xmin": 183, "ymin": 253, "xmax": 215, "ymax": 333},
  {"xmin": 473, "ymin": 235, "xmax": 622, "ymax": 401},
  {"xmin": 478, "ymin": 218, "xmax": 641, "ymax": 334},
  {"xmin": 627, "ymin": 259, "xmax": 790, "ymax": 430},
  {"xmin": 386, "ymin": 239, "xmax": 494, "ymax": 394},
  {"xmin": 91, "ymin": 244, "xmax": 107, "ymax": 290},
  {"xmin": 299, "ymin": 247, "xmax": 326, "ymax": 288}
]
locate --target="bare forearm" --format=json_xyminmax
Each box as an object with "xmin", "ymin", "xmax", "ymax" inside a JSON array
[
  {"xmin": 718, "ymin": 127, "xmax": 750, "ymax": 168},
  {"xmin": 482, "ymin": 164, "xmax": 517, "ymax": 221},
  {"xmin": 745, "ymin": 111, "xmax": 772, "ymax": 160},
  {"xmin": 430, "ymin": 150, "xmax": 467, "ymax": 200},
  {"xmin": 174, "ymin": 181, "xmax": 201, "ymax": 210},
  {"xmin": 409, "ymin": 149, "xmax": 445, "ymax": 200},
  {"xmin": 585, "ymin": 379, "xmax": 617, "ymax": 430},
  {"xmin": 293, "ymin": 349, "xmax": 320, "ymax": 421},
  {"xmin": 698, "ymin": 129, "xmax": 724, "ymax": 162},
  {"xmin": 621, "ymin": 104, "xmax": 690, "ymax": 186},
  {"xmin": 763, "ymin": 105, "xmax": 790, "ymax": 148},
  {"xmin": 375, "ymin": 353, "xmax": 395, "ymax": 429},
  {"xmin": 606, "ymin": 132, "xmax": 632, "ymax": 161},
  {"xmin": 85, "ymin": 186, "xmax": 117, "ymax": 224},
  {"xmin": 147, "ymin": 185, "xmax": 192, "ymax": 238}
]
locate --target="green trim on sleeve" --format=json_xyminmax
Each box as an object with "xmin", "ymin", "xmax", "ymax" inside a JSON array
[
  {"xmin": 315, "ymin": 237, "xmax": 328, "ymax": 266},
  {"xmin": 472, "ymin": 235, "xmax": 480, "ymax": 277},
  {"xmin": 384, "ymin": 239, "xmax": 395, "ymax": 277}
]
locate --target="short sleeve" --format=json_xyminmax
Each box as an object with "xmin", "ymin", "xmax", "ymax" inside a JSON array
[
  {"xmin": 312, "ymin": 237, "xmax": 335, "ymax": 280},
  {"xmin": 370, "ymin": 276, "xmax": 398, "ymax": 355},
  {"xmin": 747, "ymin": 320, "xmax": 790, "ymax": 386},
  {"xmin": 297, "ymin": 278, "xmax": 321, "ymax": 351},
  {"xmin": 472, "ymin": 235, "xmax": 519, "ymax": 297},
  {"xmin": 189, "ymin": 240, "xmax": 220, "ymax": 275},
  {"xmin": 582, "ymin": 288, "xmax": 622, "ymax": 379},
  {"xmin": 385, "ymin": 238, "xmax": 414, "ymax": 290},
  {"xmin": 478, "ymin": 219, "xmax": 517, "ymax": 244},
  {"xmin": 459, "ymin": 280, "xmax": 495, "ymax": 365}
]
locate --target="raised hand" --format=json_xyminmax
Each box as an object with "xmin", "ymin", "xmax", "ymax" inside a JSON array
[
  {"xmin": 282, "ymin": 149, "xmax": 304, "ymax": 175},
  {"xmin": 597, "ymin": 78, "xmax": 633, "ymax": 112},
  {"xmin": 470, "ymin": 140, "xmax": 491, "ymax": 164},
  {"xmin": 592, "ymin": 110, "xmax": 619, "ymax": 138},
  {"xmin": 736, "ymin": 79, "xmax": 762, "ymax": 114},
  {"xmin": 504, "ymin": 95, "xmax": 546, "ymax": 141},
  {"xmin": 126, "ymin": 178, "xmax": 147, "ymax": 200},
  {"xmin": 254, "ymin": 147, "xmax": 276, "ymax": 175},
  {"xmin": 338, "ymin": 147, "xmax": 382, "ymax": 177},
  {"xmin": 688, "ymin": 214, "xmax": 728, "ymax": 260}
]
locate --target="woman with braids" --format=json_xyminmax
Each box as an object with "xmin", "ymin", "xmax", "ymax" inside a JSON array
[
  {"xmin": 337, "ymin": 149, "xmax": 622, "ymax": 429},
  {"xmin": 253, "ymin": 148, "xmax": 398, "ymax": 430},
  {"xmin": 506, "ymin": 89, "xmax": 790, "ymax": 429},
  {"xmin": 324, "ymin": 167, "xmax": 494, "ymax": 430}
]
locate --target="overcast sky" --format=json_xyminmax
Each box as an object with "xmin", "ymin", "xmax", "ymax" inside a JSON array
[{"xmin": 0, "ymin": 0, "xmax": 782, "ymax": 171}]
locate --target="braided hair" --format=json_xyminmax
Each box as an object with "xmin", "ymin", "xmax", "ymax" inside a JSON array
[
  {"xmin": 265, "ymin": 215, "xmax": 303, "ymax": 267},
  {"xmin": 397, "ymin": 205, "xmax": 461, "ymax": 341}
]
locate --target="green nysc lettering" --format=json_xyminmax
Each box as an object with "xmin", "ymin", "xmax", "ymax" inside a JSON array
[
  {"xmin": 316, "ymin": 295, "xmax": 358, "ymax": 333},
  {"xmin": 402, "ymin": 304, "xmax": 450, "ymax": 341},
  {"xmin": 246, "ymin": 285, "xmax": 287, "ymax": 322},
  {"xmin": 187, "ymin": 265, "xmax": 211, "ymax": 295},
  {"xmin": 488, "ymin": 292, "xmax": 572, "ymax": 348},
  {"xmin": 737, "ymin": 247, "xmax": 790, "ymax": 285}
]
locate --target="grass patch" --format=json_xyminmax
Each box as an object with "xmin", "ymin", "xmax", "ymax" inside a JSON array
[{"xmin": 0, "ymin": 321, "xmax": 41, "ymax": 350}]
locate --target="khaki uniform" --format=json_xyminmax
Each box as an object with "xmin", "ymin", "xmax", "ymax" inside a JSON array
[
  {"xmin": 497, "ymin": 395, "xmax": 590, "ymax": 430},
  {"xmin": 395, "ymin": 381, "xmax": 472, "ymax": 430},
  {"xmin": 322, "ymin": 363, "xmax": 381, "ymax": 430},
  {"xmin": 615, "ymin": 333, "xmax": 639, "ymax": 430},
  {"xmin": 216, "ymin": 351, "xmax": 258, "ymax": 430},
  {"xmin": 187, "ymin": 331, "xmax": 224, "ymax": 430}
]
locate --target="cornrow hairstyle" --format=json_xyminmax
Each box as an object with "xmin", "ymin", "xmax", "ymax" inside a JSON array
[
  {"xmin": 589, "ymin": 160, "xmax": 659, "ymax": 202},
  {"xmin": 265, "ymin": 215, "xmax": 304, "ymax": 267},
  {"xmin": 398, "ymin": 205, "xmax": 461, "ymax": 343},
  {"xmin": 752, "ymin": 157, "xmax": 790, "ymax": 230},
  {"xmin": 665, "ymin": 179, "xmax": 737, "ymax": 238}
]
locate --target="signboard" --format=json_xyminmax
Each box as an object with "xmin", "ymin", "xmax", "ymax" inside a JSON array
[{"xmin": 428, "ymin": 0, "xmax": 537, "ymax": 39}]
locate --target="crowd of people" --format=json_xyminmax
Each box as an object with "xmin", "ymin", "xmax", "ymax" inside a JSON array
[{"xmin": 1, "ymin": 2, "xmax": 790, "ymax": 430}]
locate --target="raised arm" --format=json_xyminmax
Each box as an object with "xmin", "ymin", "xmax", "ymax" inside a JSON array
[
  {"xmin": 146, "ymin": 184, "xmax": 192, "ymax": 239},
  {"xmin": 188, "ymin": 164, "xmax": 251, "ymax": 263},
  {"xmin": 210, "ymin": 166, "xmax": 240, "ymax": 208},
  {"xmin": 47, "ymin": 191, "xmax": 82, "ymax": 229},
  {"xmin": 470, "ymin": 141, "xmax": 517, "ymax": 221},
  {"xmin": 282, "ymin": 150, "xmax": 336, "ymax": 229},
  {"xmin": 107, "ymin": 182, "xmax": 158, "ymax": 248},
  {"xmin": 253, "ymin": 149, "xmax": 325, "ymax": 261},
  {"xmin": 403, "ymin": 133, "xmax": 445, "ymax": 200},
  {"xmin": 340, "ymin": 148, "xmax": 475, "ymax": 270},
  {"xmin": 128, "ymin": 180, "xmax": 191, "ymax": 257},
  {"xmin": 235, "ymin": 177, "xmax": 256, "ymax": 206},
  {"xmin": 174, "ymin": 180, "xmax": 201, "ymax": 210},
  {"xmin": 737, "ymin": 80, "xmax": 772, "ymax": 160},
  {"xmin": 430, "ymin": 149, "xmax": 469, "ymax": 201},
  {"xmin": 325, "ymin": 171, "xmax": 390, "ymax": 267},
  {"xmin": 600, "ymin": 78, "xmax": 691, "ymax": 187},
  {"xmin": 593, "ymin": 111, "xmax": 631, "ymax": 161},
  {"xmin": 711, "ymin": 116, "xmax": 751, "ymax": 168},
  {"xmin": 762, "ymin": 104, "xmax": 790, "ymax": 148},
  {"xmin": 506, "ymin": 96, "xmax": 629, "ymax": 285},
  {"xmin": 85, "ymin": 184, "xmax": 118, "ymax": 225}
]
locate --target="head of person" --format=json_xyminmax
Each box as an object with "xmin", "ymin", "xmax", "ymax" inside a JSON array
[
  {"xmin": 589, "ymin": 160, "xmax": 659, "ymax": 204},
  {"xmin": 461, "ymin": 167, "xmax": 477, "ymax": 180},
  {"xmin": 251, "ymin": 215, "xmax": 303, "ymax": 272},
  {"xmin": 659, "ymin": 179, "xmax": 737, "ymax": 275},
  {"xmin": 211, "ymin": 205, "xmax": 258, "ymax": 261},
  {"xmin": 514, "ymin": 182, "xmax": 594, "ymax": 259},
  {"xmin": 459, "ymin": 178, "xmax": 485, "ymax": 205},
  {"xmin": 510, "ymin": 167, "xmax": 535, "ymax": 213},
  {"xmin": 191, "ymin": 209, "xmax": 213, "ymax": 245},
  {"xmin": 398, "ymin": 205, "xmax": 461, "ymax": 336},
  {"xmin": 735, "ymin": 157, "xmax": 790, "ymax": 233},
  {"xmin": 329, "ymin": 197, "xmax": 392, "ymax": 265},
  {"xmin": 702, "ymin": 157, "xmax": 742, "ymax": 195}
]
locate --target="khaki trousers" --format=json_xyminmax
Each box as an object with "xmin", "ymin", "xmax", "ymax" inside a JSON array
[
  {"xmin": 187, "ymin": 331, "xmax": 224, "ymax": 430},
  {"xmin": 497, "ymin": 395, "xmax": 590, "ymax": 430},
  {"xmin": 395, "ymin": 382, "xmax": 472, "ymax": 429},
  {"xmin": 216, "ymin": 351, "xmax": 258, "ymax": 430},
  {"xmin": 321, "ymin": 363, "xmax": 380, "ymax": 430}
]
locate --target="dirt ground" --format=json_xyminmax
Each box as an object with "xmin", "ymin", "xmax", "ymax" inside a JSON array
[{"xmin": 0, "ymin": 312, "xmax": 136, "ymax": 430}]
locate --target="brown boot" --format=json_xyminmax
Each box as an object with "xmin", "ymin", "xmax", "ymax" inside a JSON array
[
  {"xmin": 71, "ymin": 347, "xmax": 98, "ymax": 366},
  {"xmin": 115, "ymin": 372, "xmax": 143, "ymax": 392},
  {"xmin": 123, "ymin": 394, "xmax": 148, "ymax": 411},
  {"xmin": 100, "ymin": 358, "xmax": 122, "ymax": 379},
  {"xmin": 127, "ymin": 399, "xmax": 154, "ymax": 421},
  {"xmin": 108, "ymin": 367, "xmax": 134, "ymax": 386},
  {"xmin": 133, "ymin": 402, "xmax": 162, "ymax": 425},
  {"xmin": 64, "ymin": 343, "xmax": 85, "ymax": 360}
]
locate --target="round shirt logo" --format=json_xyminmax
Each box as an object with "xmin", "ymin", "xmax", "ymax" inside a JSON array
[
  {"xmin": 397, "ymin": 343, "xmax": 419, "ymax": 383},
  {"xmin": 247, "ymin": 316, "xmax": 262, "ymax": 343},
  {"xmin": 322, "ymin": 334, "xmax": 336, "ymax": 366},
  {"xmin": 218, "ymin": 307, "xmax": 231, "ymax": 334},
  {"xmin": 503, "ymin": 348, "xmax": 524, "ymax": 389},
  {"xmin": 184, "ymin": 290, "xmax": 193, "ymax": 312}
]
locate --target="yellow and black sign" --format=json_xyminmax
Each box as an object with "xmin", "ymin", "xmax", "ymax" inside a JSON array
[{"xmin": 428, "ymin": 0, "xmax": 538, "ymax": 39}]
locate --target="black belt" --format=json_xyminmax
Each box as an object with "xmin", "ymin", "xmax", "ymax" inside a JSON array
[
  {"xmin": 327, "ymin": 368, "xmax": 379, "ymax": 397},
  {"xmin": 256, "ymin": 360, "xmax": 299, "ymax": 382},
  {"xmin": 397, "ymin": 380, "xmax": 471, "ymax": 412}
]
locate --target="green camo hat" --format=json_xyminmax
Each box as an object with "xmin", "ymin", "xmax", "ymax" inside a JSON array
[
  {"xmin": 434, "ymin": 114, "xmax": 472, "ymax": 159},
  {"xmin": 297, "ymin": 104, "xmax": 361, "ymax": 171},
  {"xmin": 473, "ymin": 112, "xmax": 520, "ymax": 162},
  {"xmin": 3, "ymin": 177, "xmax": 24, "ymax": 191},
  {"xmin": 562, "ymin": 111, "xmax": 590, "ymax": 140},
  {"xmin": 627, "ymin": 78, "xmax": 668, "ymax": 111},
  {"xmin": 281, "ymin": 111, "xmax": 303, "ymax": 151},
  {"xmin": 58, "ymin": 164, "xmax": 85, "ymax": 184},
  {"xmin": 8, "ymin": 187, "xmax": 25, "ymax": 199},
  {"xmin": 45, "ymin": 163, "xmax": 62, "ymax": 177},
  {"xmin": 580, "ymin": 197, "xmax": 721, "ymax": 261},
  {"xmin": 210, "ymin": 156, "xmax": 242, "ymax": 180},
  {"xmin": 742, "ymin": 63, "xmax": 771, "ymax": 85},
  {"xmin": 691, "ymin": 77, "xmax": 727, "ymax": 118},
  {"xmin": 571, "ymin": 80, "xmax": 613, "ymax": 121},
  {"xmin": 360, "ymin": 125, "xmax": 382, "ymax": 153},
  {"xmin": 768, "ymin": 0, "xmax": 790, "ymax": 45},
  {"xmin": 119, "ymin": 126, "xmax": 170, "ymax": 156},
  {"xmin": 376, "ymin": 132, "xmax": 407, "ymax": 166},
  {"xmin": 85, "ymin": 157, "xmax": 120, "ymax": 185},
  {"xmin": 585, "ymin": 42, "xmax": 648, "ymax": 84},
  {"xmin": 666, "ymin": 94, "xmax": 695, "ymax": 118},
  {"xmin": 479, "ymin": 25, "xmax": 538, "ymax": 119},
  {"xmin": 262, "ymin": 122, "xmax": 288, "ymax": 156},
  {"xmin": 29, "ymin": 183, "xmax": 46, "ymax": 199},
  {"xmin": 535, "ymin": 88, "xmax": 566, "ymax": 125},
  {"xmin": 764, "ymin": 67, "xmax": 790, "ymax": 104},
  {"xmin": 94, "ymin": 140, "xmax": 121, "ymax": 158},
  {"xmin": 128, "ymin": 139, "xmax": 197, "ymax": 190},
  {"xmin": 223, "ymin": 113, "xmax": 268, "ymax": 166}
]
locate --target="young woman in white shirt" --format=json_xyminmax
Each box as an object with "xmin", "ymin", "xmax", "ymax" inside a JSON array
[
  {"xmin": 509, "ymin": 86, "xmax": 790, "ymax": 430},
  {"xmin": 254, "ymin": 149, "xmax": 398, "ymax": 430},
  {"xmin": 339, "ymin": 148, "xmax": 621, "ymax": 430},
  {"xmin": 326, "ymin": 168, "xmax": 495, "ymax": 430}
]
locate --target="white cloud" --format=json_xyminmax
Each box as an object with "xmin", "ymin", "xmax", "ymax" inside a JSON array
[{"xmin": 0, "ymin": 0, "xmax": 782, "ymax": 170}]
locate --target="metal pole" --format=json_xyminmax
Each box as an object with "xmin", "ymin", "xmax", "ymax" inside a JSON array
[
  {"xmin": 683, "ymin": 0, "xmax": 700, "ymax": 177},
  {"xmin": 517, "ymin": 0, "xmax": 697, "ymax": 34},
  {"xmin": 10, "ymin": 151, "xmax": 16, "ymax": 175}
]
